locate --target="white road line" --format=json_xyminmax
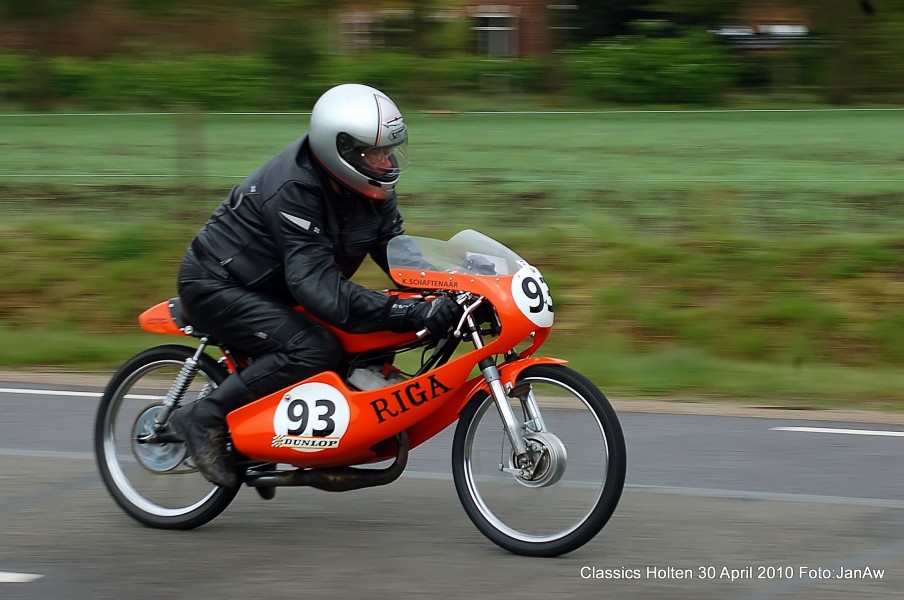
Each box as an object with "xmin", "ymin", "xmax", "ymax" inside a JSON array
[
  {"xmin": 625, "ymin": 483, "xmax": 904, "ymax": 509},
  {"xmin": 0, "ymin": 387, "xmax": 162, "ymax": 401},
  {"xmin": 0, "ymin": 448, "xmax": 95, "ymax": 460},
  {"xmin": 0, "ymin": 387, "xmax": 99, "ymax": 397},
  {"xmin": 772, "ymin": 426, "xmax": 904, "ymax": 438},
  {"xmin": 0, "ymin": 571, "xmax": 43, "ymax": 583}
]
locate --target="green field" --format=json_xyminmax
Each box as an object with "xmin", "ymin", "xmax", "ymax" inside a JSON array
[{"xmin": 1, "ymin": 108, "xmax": 903, "ymax": 407}]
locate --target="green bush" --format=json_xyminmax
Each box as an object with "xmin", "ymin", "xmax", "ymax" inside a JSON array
[
  {"xmin": 859, "ymin": 16, "xmax": 904, "ymax": 98},
  {"xmin": 0, "ymin": 36, "xmax": 762, "ymax": 110},
  {"xmin": 0, "ymin": 50, "xmax": 562, "ymax": 110},
  {"xmin": 44, "ymin": 55, "xmax": 280, "ymax": 110},
  {"xmin": 566, "ymin": 29, "xmax": 736, "ymax": 104},
  {"xmin": 46, "ymin": 56, "xmax": 93, "ymax": 103},
  {"xmin": 319, "ymin": 53, "xmax": 550, "ymax": 102},
  {"xmin": 0, "ymin": 53, "xmax": 29, "ymax": 104}
]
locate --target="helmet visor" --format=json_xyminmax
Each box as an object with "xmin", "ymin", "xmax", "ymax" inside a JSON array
[{"xmin": 340, "ymin": 139, "xmax": 410, "ymax": 183}]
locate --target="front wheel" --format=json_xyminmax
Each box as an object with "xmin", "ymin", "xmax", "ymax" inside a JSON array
[
  {"xmin": 94, "ymin": 344, "xmax": 240, "ymax": 529},
  {"xmin": 452, "ymin": 364, "xmax": 626, "ymax": 557}
]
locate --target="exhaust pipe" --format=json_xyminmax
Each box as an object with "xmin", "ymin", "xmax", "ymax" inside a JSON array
[{"xmin": 245, "ymin": 432, "xmax": 409, "ymax": 492}]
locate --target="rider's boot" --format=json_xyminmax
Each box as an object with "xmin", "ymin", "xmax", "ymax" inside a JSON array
[{"xmin": 170, "ymin": 374, "xmax": 256, "ymax": 488}]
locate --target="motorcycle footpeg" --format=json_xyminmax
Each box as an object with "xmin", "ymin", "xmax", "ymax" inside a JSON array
[
  {"xmin": 255, "ymin": 486, "xmax": 276, "ymax": 501},
  {"xmin": 245, "ymin": 463, "xmax": 278, "ymax": 500}
]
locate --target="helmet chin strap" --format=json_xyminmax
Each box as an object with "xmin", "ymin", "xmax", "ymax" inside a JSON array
[
  {"xmin": 310, "ymin": 147, "xmax": 356, "ymax": 197},
  {"xmin": 327, "ymin": 170, "xmax": 387, "ymax": 201},
  {"xmin": 327, "ymin": 177, "xmax": 344, "ymax": 195},
  {"xmin": 364, "ymin": 179, "xmax": 394, "ymax": 200}
]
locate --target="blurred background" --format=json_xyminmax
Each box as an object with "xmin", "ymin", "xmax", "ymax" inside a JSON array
[{"xmin": 1, "ymin": 0, "xmax": 902, "ymax": 405}]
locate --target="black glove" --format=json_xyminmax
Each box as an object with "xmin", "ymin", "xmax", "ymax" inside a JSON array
[{"xmin": 387, "ymin": 297, "xmax": 463, "ymax": 337}]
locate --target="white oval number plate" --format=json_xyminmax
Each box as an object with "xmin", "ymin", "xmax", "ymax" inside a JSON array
[
  {"xmin": 512, "ymin": 263, "xmax": 554, "ymax": 327},
  {"xmin": 272, "ymin": 382, "xmax": 351, "ymax": 452}
]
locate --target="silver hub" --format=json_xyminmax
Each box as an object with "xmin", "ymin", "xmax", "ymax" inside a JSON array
[
  {"xmin": 510, "ymin": 431, "xmax": 567, "ymax": 488},
  {"xmin": 131, "ymin": 404, "xmax": 188, "ymax": 473}
]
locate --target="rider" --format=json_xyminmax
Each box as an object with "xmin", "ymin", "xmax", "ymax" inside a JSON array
[{"xmin": 171, "ymin": 83, "xmax": 463, "ymax": 488}]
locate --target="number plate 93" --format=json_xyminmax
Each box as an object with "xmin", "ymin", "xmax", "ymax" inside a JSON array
[
  {"xmin": 511, "ymin": 263, "xmax": 554, "ymax": 327},
  {"xmin": 272, "ymin": 382, "xmax": 351, "ymax": 453}
]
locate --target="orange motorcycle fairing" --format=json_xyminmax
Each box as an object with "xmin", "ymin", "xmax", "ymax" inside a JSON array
[
  {"xmin": 226, "ymin": 354, "xmax": 476, "ymax": 469},
  {"xmin": 227, "ymin": 355, "xmax": 568, "ymax": 469},
  {"xmin": 391, "ymin": 267, "xmax": 550, "ymax": 358}
]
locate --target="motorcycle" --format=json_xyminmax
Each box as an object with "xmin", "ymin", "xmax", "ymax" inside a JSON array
[{"xmin": 94, "ymin": 229, "xmax": 626, "ymax": 557}]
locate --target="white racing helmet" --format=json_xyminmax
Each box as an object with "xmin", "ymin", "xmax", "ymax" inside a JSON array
[{"xmin": 308, "ymin": 84, "xmax": 410, "ymax": 200}]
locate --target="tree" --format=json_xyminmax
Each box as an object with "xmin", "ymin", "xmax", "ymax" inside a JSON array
[
  {"xmin": 648, "ymin": 0, "xmax": 735, "ymax": 27},
  {"xmin": 799, "ymin": 0, "xmax": 886, "ymax": 103},
  {"xmin": 571, "ymin": 0, "xmax": 657, "ymax": 44}
]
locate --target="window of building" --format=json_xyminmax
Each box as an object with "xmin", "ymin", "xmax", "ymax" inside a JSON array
[{"xmin": 471, "ymin": 5, "xmax": 518, "ymax": 57}]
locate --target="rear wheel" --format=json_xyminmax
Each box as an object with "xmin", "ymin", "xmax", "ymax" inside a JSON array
[
  {"xmin": 94, "ymin": 344, "xmax": 240, "ymax": 529},
  {"xmin": 452, "ymin": 364, "xmax": 626, "ymax": 556}
]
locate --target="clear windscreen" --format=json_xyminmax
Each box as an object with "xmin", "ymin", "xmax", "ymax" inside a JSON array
[{"xmin": 386, "ymin": 229, "xmax": 526, "ymax": 277}]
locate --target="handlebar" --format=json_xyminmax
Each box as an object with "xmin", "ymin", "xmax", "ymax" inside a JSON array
[{"xmin": 415, "ymin": 293, "xmax": 484, "ymax": 339}]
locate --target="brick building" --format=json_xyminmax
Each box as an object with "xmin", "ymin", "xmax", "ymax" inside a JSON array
[{"xmin": 339, "ymin": 1, "xmax": 574, "ymax": 57}]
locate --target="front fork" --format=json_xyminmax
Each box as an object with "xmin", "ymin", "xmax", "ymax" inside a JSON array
[
  {"xmin": 464, "ymin": 309, "xmax": 543, "ymax": 467},
  {"xmin": 479, "ymin": 358, "xmax": 531, "ymax": 459}
]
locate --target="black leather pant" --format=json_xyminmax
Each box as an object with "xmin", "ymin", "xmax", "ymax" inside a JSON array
[{"xmin": 177, "ymin": 249, "xmax": 344, "ymax": 409}]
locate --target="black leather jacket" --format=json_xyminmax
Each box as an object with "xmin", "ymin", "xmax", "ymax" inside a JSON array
[{"xmin": 188, "ymin": 136, "xmax": 405, "ymax": 333}]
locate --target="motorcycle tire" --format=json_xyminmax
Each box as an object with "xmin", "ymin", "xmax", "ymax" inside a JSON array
[
  {"xmin": 452, "ymin": 363, "xmax": 626, "ymax": 557},
  {"xmin": 94, "ymin": 344, "xmax": 240, "ymax": 530}
]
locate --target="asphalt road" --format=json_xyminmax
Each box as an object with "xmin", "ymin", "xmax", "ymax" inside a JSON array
[{"xmin": 1, "ymin": 377, "xmax": 903, "ymax": 599}]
